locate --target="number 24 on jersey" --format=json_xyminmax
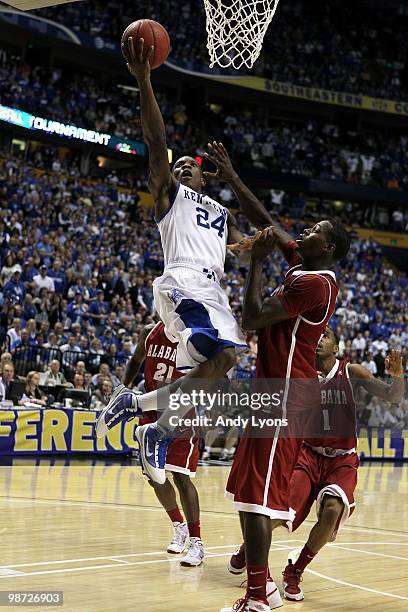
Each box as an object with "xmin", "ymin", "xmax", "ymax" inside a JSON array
[{"xmin": 196, "ymin": 207, "xmax": 226, "ymax": 238}]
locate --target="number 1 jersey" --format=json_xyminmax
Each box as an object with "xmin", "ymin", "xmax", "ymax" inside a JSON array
[{"xmin": 157, "ymin": 182, "xmax": 228, "ymax": 279}]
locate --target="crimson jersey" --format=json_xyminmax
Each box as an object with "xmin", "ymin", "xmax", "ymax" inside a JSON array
[
  {"xmin": 306, "ymin": 359, "xmax": 357, "ymax": 450},
  {"xmin": 257, "ymin": 241, "xmax": 338, "ymax": 381},
  {"xmin": 144, "ymin": 322, "xmax": 183, "ymax": 392}
]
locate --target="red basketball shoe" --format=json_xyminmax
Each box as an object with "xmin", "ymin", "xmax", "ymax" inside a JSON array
[
  {"xmin": 228, "ymin": 543, "xmax": 246, "ymax": 574},
  {"xmin": 282, "ymin": 561, "xmax": 304, "ymax": 601}
]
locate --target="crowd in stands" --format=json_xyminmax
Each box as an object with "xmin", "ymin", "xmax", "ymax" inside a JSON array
[
  {"xmin": 0, "ymin": 47, "xmax": 198, "ymax": 157},
  {"xmin": 2, "ymin": 46, "xmax": 408, "ymax": 204},
  {"xmin": 0, "ymin": 152, "xmax": 406, "ymax": 425},
  {"xmin": 36, "ymin": 0, "xmax": 408, "ymax": 99}
]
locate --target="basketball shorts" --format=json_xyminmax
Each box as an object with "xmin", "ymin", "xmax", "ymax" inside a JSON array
[
  {"xmin": 226, "ymin": 429, "xmax": 304, "ymax": 524},
  {"xmin": 140, "ymin": 411, "xmax": 200, "ymax": 477},
  {"xmin": 290, "ymin": 444, "xmax": 359, "ymax": 534},
  {"xmin": 153, "ymin": 264, "xmax": 247, "ymax": 370}
]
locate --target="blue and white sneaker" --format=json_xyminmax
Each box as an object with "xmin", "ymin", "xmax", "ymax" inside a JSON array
[
  {"xmin": 95, "ymin": 385, "xmax": 141, "ymax": 438},
  {"xmin": 136, "ymin": 423, "xmax": 172, "ymax": 485}
]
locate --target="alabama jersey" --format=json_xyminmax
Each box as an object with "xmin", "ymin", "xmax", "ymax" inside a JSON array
[
  {"xmin": 157, "ymin": 182, "xmax": 228, "ymax": 279},
  {"xmin": 306, "ymin": 359, "xmax": 357, "ymax": 451},
  {"xmin": 142, "ymin": 321, "xmax": 200, "ymax": 477},
  {"xmin": 257, "ymin": 241, "xmax": 339, "ymax": 380},
  {"xmin": 226, "ymin": 240, "xmax": 339, "ymax": 522},
  {"xmin": 143, "ymin": 321, "xmax": 183, "ymax": 392}
]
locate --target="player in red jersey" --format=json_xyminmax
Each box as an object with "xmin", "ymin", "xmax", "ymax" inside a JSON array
[
  {"xmin": 122, "ymin": 321, "xmax": 204, "ymax": 567},
  {"xmin": 223, "ymin": 219, "xmax": 351, "ymax": 612},
  {"xmin": 282, "ymin": 328, "xmax": 405, "ymax": 601}
]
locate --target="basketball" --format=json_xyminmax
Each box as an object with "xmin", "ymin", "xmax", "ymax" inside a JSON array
[{"xmin": 121, "ymin": 19, "xmax": 170, "ymax": 69}]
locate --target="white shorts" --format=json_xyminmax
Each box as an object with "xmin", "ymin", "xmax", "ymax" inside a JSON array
[{"xmin": 153, "ymin": 264, "xmax": 247, "ymax": 370}]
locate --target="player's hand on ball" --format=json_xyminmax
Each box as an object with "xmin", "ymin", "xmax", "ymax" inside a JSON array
[
  {"xmin": 250, "ymin": 227, "xmax": 277, "ymax": 260},
  {"xmin": 122, "ymin": 36, "xmax": 153, "ymax": 82},
  {"xmin": 203, "ymin": 142, "xmax": 236, "ymax": 183},
  {"xmin": 385, "ymin": 349, "xmax": 404, "ymax": 378}
]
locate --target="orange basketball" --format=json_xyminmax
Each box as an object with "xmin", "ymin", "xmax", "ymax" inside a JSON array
[{"xmin": 121, "ymin": 19, "xmax": 170, "ymax": 70}]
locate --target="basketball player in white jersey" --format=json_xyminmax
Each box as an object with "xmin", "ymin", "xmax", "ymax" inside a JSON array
[{"xmin": 96, "ymin": 36, "xmax": 276, "ymax": 484}]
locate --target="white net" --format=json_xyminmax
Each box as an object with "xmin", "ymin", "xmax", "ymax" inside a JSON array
[{"xmin": 203, "ymin": 0, "xmax": 280, "ymax": 70}]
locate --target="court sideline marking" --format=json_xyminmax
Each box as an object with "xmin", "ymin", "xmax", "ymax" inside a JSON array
[
  {"xmin": 0, "ymin": 548, "xmax": 297, "ymax": 579},
  {"xmin": 305, "ymin": 568, "xmax": 408, "ymax": 601},
  {"xmin": 2, "ymin": 496, "xmax": 408, "ymax": 539},
  {"xmin": 327, "ymin": 543, "xmax": 408, "ymax": 561},
  {"xmin": 0, "ymin": 542, "xmax": 297, "ymax": 572}
]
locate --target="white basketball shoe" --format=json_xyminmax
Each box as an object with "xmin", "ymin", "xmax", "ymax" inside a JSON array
[{"xmin": 167, "ymin": 522, "xmax": 189, "ymax": 554}]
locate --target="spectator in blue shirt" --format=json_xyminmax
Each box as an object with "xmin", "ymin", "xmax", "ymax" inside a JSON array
[
  {"xmin": 87, "ymin": 278, "xmax": 99, "ymax": 300},
  {"xmin": 3, "ymin": 269, "xmax": 26, "ymax": 305},
  {"xmin": 88, "ymin": 290, "xmax": 108, "ymax": 329},
  {"xmin": 67, "ymin": 278, "xmax": 90, "ymax": 300},
  {"xmin": 22, "ymin": 294, "xmax": 37, "ymax": 321},
  {"xmin": 66, "ymin": 293, "xmax": 88, "ymax": 326},
  {"xmin": 12, "ymin": 328, "xmax": 37, "ymax": 350},
  {"xmin": 99, "ymin": 326, "xmax": 119, "ymax": 351},
  {"xmin": 49, "ymin": 259, "xmax": 66, "ymax": 295},
  {"xmin": 117, "ymin": 339, "xmax": 134, "ymax": 364},
  {"xmin": 21, "ymin": 257, "xmax": 38, "ymax": 285}
]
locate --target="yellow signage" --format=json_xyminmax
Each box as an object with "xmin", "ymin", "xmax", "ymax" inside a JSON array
[
  {"xmin": 356, "ymin": 228, "xmax": 408, "ymax": 249},
  {"xmin": 207, "ymin": 75, "xmax": 408, "ymax": 117}
]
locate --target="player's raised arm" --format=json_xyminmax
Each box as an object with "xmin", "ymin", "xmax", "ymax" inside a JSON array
[
  {"xmin": 226, "ymin": 211, "xmax": 251, "ymax": 263},
  {"xmin": 242, "ymin": 228, "xmax": 291, "ymax": 329},
  {"xmin": 204, "ymin": 141, "xmax": 292, "ymax": 244},
  {"xmin": 348, "ymin": 350, "xmax": 405, "ymax": 403},
  {"xmin": 122, "ymin": 323, "xmax": 155, "ymax": 387},
  {"xmin": 123, "ymin": 37, "xmax": 176, "ymax": 220}
]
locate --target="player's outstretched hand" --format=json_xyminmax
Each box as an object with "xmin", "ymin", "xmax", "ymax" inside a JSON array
[
  {"xmin": 122, "ymin": 37, "xmax": 153, "ymax": 82},
  {"xmin": 250, "ymin": 227, "xmax": 277, "ymax": 260},
  {"xmin": 228, "ymin": 235, "xmax": 258, "ymax": 253},
  {"xmin": 203, "ymin": 142, "xmax": 236, "ymax": 183},
  {"xmin": 385, "ymin": 350, "xmax": 404, "ymax": 378}
]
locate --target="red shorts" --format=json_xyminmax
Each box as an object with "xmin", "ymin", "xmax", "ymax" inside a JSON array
[
  {"xmin": 226, "ymin": 432, "xmax": 304, "ymax": 522},
  {"xmin": 140, "ymin": 411, "xmax": 199, "ymax": 477},
  {"xmin": 290, "ymin": 444, "xmax": 359, "ymax": 532}
]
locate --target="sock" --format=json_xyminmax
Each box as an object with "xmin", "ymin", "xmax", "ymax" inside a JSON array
[
  {"xmin": 137, "ymin": 388, "xmax": 162, "ymax": 412},
  {"xmin": 155, "ymin": 387, "xmax": 195, "ymax": 436},
  {"xmin": 188, "ymin": 521, "xmax": 201, "ymax": 538},
  {"xmin": 138, "ymin": 382, "xmax": 187, "ymax": 414},
  {"xmin": 247, "ymin": 564, "xmax": 268, "ymax": 601},
  {"xmin": 293, "ymin": 545, "xmax": 316, "ymax": 572},
  {"xmin": 167, "ymin": 507, "xmax": 184, "ymax": 524}
]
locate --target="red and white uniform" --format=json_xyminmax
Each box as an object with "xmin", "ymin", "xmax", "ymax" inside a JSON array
[
  {"xmin": 140, "ymin": 322, "xmax": 200, "ymax": 477},
  {"xmin": 226, "ymin": 240, "xmax": 338, "ymax": 523},
  {"xmin": 290, "ymin": 359, "xmax": 359, "ymax": 534}
]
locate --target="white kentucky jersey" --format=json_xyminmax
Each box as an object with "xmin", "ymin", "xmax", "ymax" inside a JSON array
[{"xmin": 157, "ymin": 182, "xmax": 228, "ymax": 279}]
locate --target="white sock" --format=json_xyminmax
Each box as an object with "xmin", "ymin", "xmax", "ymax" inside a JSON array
[
  {"xmin": 137, "ymin": 386, "xmax": 171, "ymax": 413},
  {"xmin": 155, "ymin": 387, "xmax": 195, "ymax": 436}
]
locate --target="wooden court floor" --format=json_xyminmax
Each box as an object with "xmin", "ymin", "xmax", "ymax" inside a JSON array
[{"xmin": 0, "ymin": 460, "xmax": 406, "ymax": 611}]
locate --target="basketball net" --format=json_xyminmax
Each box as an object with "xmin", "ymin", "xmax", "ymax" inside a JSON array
[{"xmin": 203, "ymin": 0, "xmax": 280, "ymax": 70}]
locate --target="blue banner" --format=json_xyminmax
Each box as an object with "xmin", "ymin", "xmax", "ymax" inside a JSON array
[
  {"xmin": 0, "ymin": 409, "xmax": 406, "ymax": 459},
  {"xmin": 0, "ymin": 409, "xmax": 138, "ymax": 455},
  {"xmin": 357, "ymin": 427, "xmax": 408, "ymax": 460}
]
